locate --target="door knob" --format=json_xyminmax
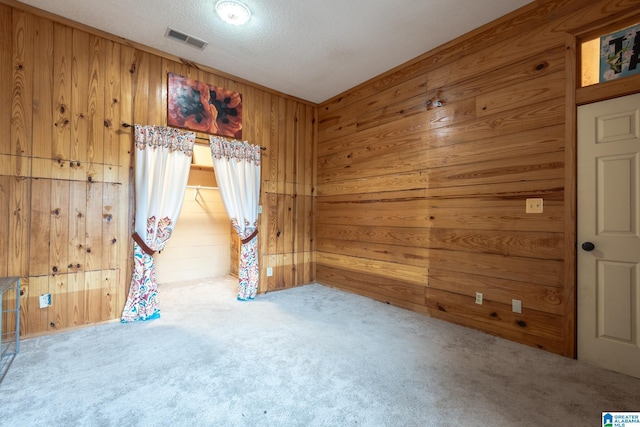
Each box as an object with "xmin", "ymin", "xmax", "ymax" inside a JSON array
[{"xmin": 581, "ymin": 242, "xmax": 595, "ymax": 251}]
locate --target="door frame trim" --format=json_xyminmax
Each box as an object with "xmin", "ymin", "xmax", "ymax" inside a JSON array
[
  {"xmin": 566, "ymin": 14, "xmax": 640, "ymax": 358},
  {"xmin": 564, "ymin": 33, "xmax": 578, "ymax": 358}
]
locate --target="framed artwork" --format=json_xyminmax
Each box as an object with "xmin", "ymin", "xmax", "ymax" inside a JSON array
[
  {"xmin": 599, "ymin": 23, "xmax": 640, "ymax": 82},
  {"xmin": 167, "ymin": 72, "xmax": 242, "ymax": 139}
]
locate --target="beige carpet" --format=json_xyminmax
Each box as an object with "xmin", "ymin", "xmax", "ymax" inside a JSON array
[{"xmin": 0, "ymin": 275, "xmax": 638, "ymax": 426}]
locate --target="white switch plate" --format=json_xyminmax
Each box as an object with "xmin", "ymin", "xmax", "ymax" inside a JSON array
[
  {"xmin": 512, "ymin": 299, "xmax": 522, "ymax": 314},
  {"xmin": 475, "ymin": 292, "xmax": 483, "ymax": 305},
  {"xmin": 266, "ymin": 267, "xmax": 273, "ymax": 277},
  {"xmin": 525, "ymin": 198, "xmax": 543, "ymax": 213},
  {"xmin": 258, "ymin": 205, "xmax": 262, "ymax": 214},
  {"xmin": 39, "ymin": 293, "xmax": 51, "ymax": 308}
]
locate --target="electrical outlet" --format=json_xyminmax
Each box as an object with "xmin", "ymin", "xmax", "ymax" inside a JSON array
[
  {"xmin": 266, "ymin": 267, "xmax": 273, "ymax": 277},
  {"xmin": 475, "ymin": 292, "xmax": 483, "ymax": 305},
  {"xmin": 512, "ymin": 299, "xmax": 522, "ymax": 314},
  {"xmin": 525, "ymin": 198, "xmax": 543, "ymax": 213}
]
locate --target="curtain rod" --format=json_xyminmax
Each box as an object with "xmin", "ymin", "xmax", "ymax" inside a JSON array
[{"xmin": 121, "ymin": 122, "xmax": 266, "ymax": 150}]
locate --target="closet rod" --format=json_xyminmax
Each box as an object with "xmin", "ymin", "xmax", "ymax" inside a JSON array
[
  {"xmin": 186, "ymin": 185, "xmax": 218, "ymax": 190},
  {"xmin": 121, "ymin": 122, "xmax": 266, "ymax": 150},
  {"xmin": 187, "ymin": 185, "xmax": 218, "ymax": 201}
]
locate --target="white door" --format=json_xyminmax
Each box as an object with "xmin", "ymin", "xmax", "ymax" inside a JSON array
[{"xmin": 577, "ymin": 92, "xmax": 640, "ymax": 379}]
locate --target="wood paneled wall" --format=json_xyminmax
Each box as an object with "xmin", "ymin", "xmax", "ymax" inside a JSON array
[
  {"xmin": 0, "ymin": 1, "xmax": 316, "ymax": 338},
  {"xmin": 154, "ymin": 181, "xmax": 230, "ymax": 284},
  {"xmin": 316, "ymin": 0, "xmax": 640, "ymax": 357}
]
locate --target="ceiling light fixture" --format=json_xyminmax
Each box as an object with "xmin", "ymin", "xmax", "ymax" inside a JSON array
[{"xmin": 215, "ymin": 1, "xmax": 251, "ymax": 26}]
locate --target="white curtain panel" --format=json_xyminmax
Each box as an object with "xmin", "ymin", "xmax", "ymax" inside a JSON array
[
  {"xmin": 210, "ymin": 136, "xmax": 261, "ymax": 300},
  {"xmin": 121, "ymin": 125, "xmax": 194, "ymax": 322}
]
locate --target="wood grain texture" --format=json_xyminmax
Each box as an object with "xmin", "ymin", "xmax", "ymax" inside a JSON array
[
  {"xmin": 0, "ymin": 176, "xmax": 9, "ymax": 277},
  {"xmin": 32, "ymin": 16, "xmax": 53, "ymax": 160},
  {"xmin": 50, "ymin": 180, "xmax": 69, "ymax": 276},
  {"xmin": 52, "ymin": 23, "xmax": 72, "ymax": 176},
  {"xmin": 316, "ymin": 0, "xmax": 640, "ymax": 357},
  {"xmin": 0, "ymin": 5, "xmax": 11, "ymax": 156},
  {"xmin": 27, "ymin": 179, "xmax": 51, "ymax": 276},
  {"xmin": 71, "ymin": 29, "xmax": 89, "ymax": 164},
  {"xmin": 1, "ymin": 2, "xmax": 315, "ymax": 337}
]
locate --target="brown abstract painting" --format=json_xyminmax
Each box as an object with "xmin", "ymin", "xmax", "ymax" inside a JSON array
[{"xmin": 167, "ymin": 72, "xmax": 242, "ymax": 139}]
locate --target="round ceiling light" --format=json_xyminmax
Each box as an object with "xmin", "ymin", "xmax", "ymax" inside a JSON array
[{"xmin": 215, "ymin": 1, "xmax": 251, "ymax": 25}]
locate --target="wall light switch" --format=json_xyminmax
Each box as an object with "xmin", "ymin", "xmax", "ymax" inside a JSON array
[
  {"xmin": 512, "ymin": 299, "xmax": 522, "ymax": 314},
  {"xmin": 266, "ymin": 267, "xmax": 273, "ymax": 277},
  {"xmin": 258, "ymin": 205, "xmax": 262, "ymax": 214},
  {"xmin": 475, "ymin": 292, "xmax": 483, "ymax": 305},
  {"xmin": 525, "ymin": 198, "xmax": 543, "ymax": 214}
]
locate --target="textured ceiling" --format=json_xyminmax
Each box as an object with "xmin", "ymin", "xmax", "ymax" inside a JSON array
[{"xmin": 18, "ymin": 0, "xmax": 533, "ymax": 103}]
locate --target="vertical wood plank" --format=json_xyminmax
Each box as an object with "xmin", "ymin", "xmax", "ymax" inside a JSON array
[
  {"xmin": 11, "ymin": 10, "xmax": 33, "ymax": 175},
  {"xmin": 102, "ymin": 183, "xmax": 119, "ymax": 269},
  {"xmin": 67, "ymin": 271, "xmax": 85, "ymax": 327},
  {"xmin": 85, "ymin": 182, "xmax": 103, "ymax": 272},
  {"xmin": 117, "ymin": 45, "xmax": 136, "ymax": 318},
  {"xmin": 84, "ymin": 270, "xmax": 102, "ymax": 324},
  {"xmin": 8, "ymin": 176, "xmax": 30, "ymax": 277},
  {"xmin": 53, "ymin": 23, "xmax": 72, "ymax": 170},
  {"xmin": 28, "ymin": 179, "xmax": 52, "ymax": 276},
  {"xmin": 71, "ymin": 29, "xmax": 89, "ymax": 164},
  {"xmin": 23, "ymin": 276, "xmax": 49, "ymax": 336},
  {"xmin": 68, "ymin": 181, "xmax": 86, "ymax": 273},
  {"xmin": 146, "ymin": 54, "xmax": 162, "ymax": 126},
  {"xmin": 0, "ymin": 176, "xmax": 9, "ymax": 277},
  {"xmin": 87, "ymin": 34, "xmax": 105, "ymax": 171},
  {"xmin": 50, "ymin": 180, "xmax": 70, "ymax": 276},
  {"xmin": 133, "ymin": 50, "xmax": 150, "ymax": 127},
  {"xmin": 104, "ymin": 40, "xmax": 121, "ymax": 167},
  {"xmin": 0, "ymin": 5, "xmax": 11, "ymax": 155},
  {"xmin": 49, "ymin": 273, "xmax": 68, "ymax": 330},
  {"xmin": 100, "ymin": 269, "xmax": 116, "ymax": 321},
  {"xmin": 32, "ymin": 17, "xmax": 53, "ymax": 160}
]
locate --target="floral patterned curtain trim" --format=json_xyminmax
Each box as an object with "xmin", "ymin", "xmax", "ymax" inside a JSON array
[
  {"xmin": 135, "ymin": 124, "xmax": 195, "ymax": 157},
  {"xmin": 121, "ymin": 243, "xmax": 160, "ymax": 322},
  {"xmin": 233, "ymin": 219, "xmax": 259, "ymax": 300},
  {"xmin": 210, "ymin": 136, "xmax": 261, "ymax": 165},
  {"xmin": 144, "ymin": 215, "xmax": 174, "ymax": 253}
]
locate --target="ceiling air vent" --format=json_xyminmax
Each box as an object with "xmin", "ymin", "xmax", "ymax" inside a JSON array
[{"xmin": 165, "ymin": 27, "xmax": 208, "ymax": 50}]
